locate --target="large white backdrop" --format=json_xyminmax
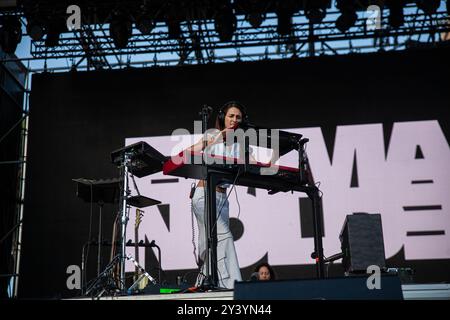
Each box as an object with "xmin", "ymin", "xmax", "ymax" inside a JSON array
[{"xmin": 125, "ymin": 120, "xmax": 450, "ymax": 272}]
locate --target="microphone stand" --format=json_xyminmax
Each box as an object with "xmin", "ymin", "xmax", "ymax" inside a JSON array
[{"xmin": 200, "ymin": 105, "xmax": 212, "ymax": 151}]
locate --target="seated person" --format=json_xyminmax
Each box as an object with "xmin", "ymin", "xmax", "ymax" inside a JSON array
[{"xmin": 253, "ymin": 262, "xmax": 276, "ymax": 281}]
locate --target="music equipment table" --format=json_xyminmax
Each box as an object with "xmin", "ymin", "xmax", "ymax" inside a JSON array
[
  {"xmin": 163, "ymin": 150, "xmax": 324, "ymax": 287},
  {"xmin": 110, "ymin": 140, "xmax": 324, "ymax": 288}
]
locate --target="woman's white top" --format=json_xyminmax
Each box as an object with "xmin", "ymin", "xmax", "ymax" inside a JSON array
[
  {"xmin": 204, "ymin": 140, "xmax": 241, "ymax": 188},
  {"xmin": 205, "ymin": 141, "xmax": 240, "ymax": 159}
]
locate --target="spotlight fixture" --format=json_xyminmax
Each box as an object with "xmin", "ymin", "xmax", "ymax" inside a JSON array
[
  {"xmin": 335, "ymin": 0, "xmax": 358, "ymax": 33},
  {"xmin": 26, "ymin": 19, "xmax": 45, "ymax": 41},
  {"xmin": 388, "ymin": 1, "xmax": 405, "ymax": 29},
  {"xmin": 305, "ymin": 8, "xmax": 327, "ymax": 24},
  {"xmin": 215, "ymin": 5, "xmax": 236, "ymax": 42},
  {"xmin": 243, "ymin": 0, "xmax": 266, "ymax": 28},
  {"xmin": 246, "ymin": 12, "xmax": 265, "ymax": 28},
  {"xmin": 167, "ymin": 20, "xmax": 181, "ymax": 39},
  {"xmin": 136, "ymin": 14, "xmax": 155, "ymax": 35},
  {"xmin": 416, "ymin": 0, "xmax": 440, "ymax": 15},
  {"xmin": 0, "ymin": 15, "xmax": 22, "ymax": 54},
  {"xmin": 45, "ymin": 20, "xmax": 65, "ymax": 47},
  {"xmin": 336, "ymin": 11, "xmax": 357, "ymax": 33},
  {"xmin": 276, "ymin": 9, "xmax": 293, "ymax": 35},
  {"xmin": 109, "ymin": 13, "xmax": 132, "ymax": 49}
]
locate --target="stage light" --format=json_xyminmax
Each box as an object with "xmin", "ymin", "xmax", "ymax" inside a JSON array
[
  {"xmin": 109, "ymin": 13, "xmax": 132, "ymax": 48},
  {"xmin": 247, "ymin": 12, "xmax": 265, "ymax": 28},
  {"xmin": 335, "ymin": 0, "xmax": 357, "ymax": 33},
  {"xmin": 135, "ymin": 3, "xmax": 155, "ymax": 35},
  {"xmin": 305, "ymin": 8, "xmax": 327, "ymax": 24},
  {"xmin": 416, "ymin": 0, "xmax": 440, "ymax": 15},
  {"xmin": 26, "ymin": 20, "xmax": 45, "ymax": 41},
  {"xmin": 243, "ymin": 0, "xmax": 266, "ymax": 28},
  {"xmin": 336, "ymin": 11, "xmax": 357, "ymax": 33},
  {"xmin": 167, "ymin": 20, "xmax": 181, "ymax": 39},
  {"xmin": 45, "ymin": 20, "xmax": 65, "ymax": 47},
  {"xmin": 215, "ymin": 5, "xmax": 236, "ymax": 42},
  {"xmin": 388, "ymin": 1, "xmax": 405, "ymax": 29},
  {"xmin": 276, "ymin": 10, "xmax": 293, "ymax": 35},
  {"xmin": 0, "ymin": 15, "xmax": 22, "ymax": 54},
  {"xmin": 136, "ymin": 16, "xmax": 155, "ymax": 35}
]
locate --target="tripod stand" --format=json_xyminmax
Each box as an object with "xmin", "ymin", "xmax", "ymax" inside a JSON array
[
  {"xmin": 84, "ymin": 253, "xmax": 157, "ymax": 298},
  {"xmin": 73, "ymin": 177, "xmax": 122, "ymax": 295},
  {"xmin": 80, "ymin": 156, "xmax": 133, "ymax": 295},
  {"xmin": 88, "ymin": 143, "xmax": 162, "ymax": 296},
  {"xmin": 126, "ymin": 254, "xmax": 157, "ymax": 294},
  {"xmin": 78, "ymin": 142, "xmax": 164, "ymax": 297},
  {"xmin": 84, "ymin": 254, "xmax": 122, "ymax": 298}
]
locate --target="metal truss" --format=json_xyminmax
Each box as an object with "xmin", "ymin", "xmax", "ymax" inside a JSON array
[
  {"xmin": 73, "ymin": 23, "xmax": 112, "ymax": 70},
  {"xmin": 0, "ymin": 53, "xmax": 29, "ymax": 298},
  {"xmin": 33, "ymin": 8, "xmax": 450, "ymax": 67},
  {"xmin": 2, "ymin": 5, "xmax": 450, "ymax": 71}
]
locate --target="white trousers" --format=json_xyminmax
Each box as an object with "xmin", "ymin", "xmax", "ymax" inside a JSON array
[{"xmin": 191, "ymin": 187, "xmax": 242, "ymax": 289}]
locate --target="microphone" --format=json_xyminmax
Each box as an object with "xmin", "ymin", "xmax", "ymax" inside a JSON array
[
  {"xmin": 199, "ymin": 105, "xmax": 213, "ymax": 116},
  {"xmin": 204, "ymin": 105, "xmax": 213, "ymax": 113}
]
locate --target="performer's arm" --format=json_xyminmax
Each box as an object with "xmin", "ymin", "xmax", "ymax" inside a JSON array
[{"xmin": 186, "ymin": 128, "xmax": 231, "ymax": 152}]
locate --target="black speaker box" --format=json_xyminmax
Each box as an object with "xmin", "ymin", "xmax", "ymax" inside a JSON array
[
  {"xmin": 340, "ymin": 213, "xmax": 386, "ymax": 273},
  {"xmin": 234, "ymin": 275, "xmax": 403, "ymax": 300}
]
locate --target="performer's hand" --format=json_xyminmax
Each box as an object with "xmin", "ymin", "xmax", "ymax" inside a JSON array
[
  {"xmin": 206, "ymin": 124, "xmax": 239, "ymax": 146},
  {"xmin": 205, "ymin": 130, "xmax": 224, "ymax": 146},
  {"xmin": 221, "ymin": 127, "xmax": 237, "ymax": 141}
]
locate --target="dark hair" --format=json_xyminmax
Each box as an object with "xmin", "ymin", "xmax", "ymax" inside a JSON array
[
  {"xmin": 215, "ymin": 101, "xmax": 248, "ymax": 130},
  {"xmin": 254, "ymin": 262, "xmax": 276, "ymax": 280}
]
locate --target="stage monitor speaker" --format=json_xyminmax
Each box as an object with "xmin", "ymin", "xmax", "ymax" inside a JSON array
[
  {"xmin": 340, "ymin": 213, "xmax": 386, "ymax": 274},
  {"xmin": 234, "ymin": 275, "xmax": 403, "ymax": 300}
]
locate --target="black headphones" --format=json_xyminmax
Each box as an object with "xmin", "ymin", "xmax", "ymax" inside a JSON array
[{"xmin": 217, "ymin": 101, "xmax": 249, "ymax": 128}]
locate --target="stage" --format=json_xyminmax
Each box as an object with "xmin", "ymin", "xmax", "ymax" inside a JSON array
[{"xmin": 2, "ymin": 1, "xmax": 450, "ymax": 300}]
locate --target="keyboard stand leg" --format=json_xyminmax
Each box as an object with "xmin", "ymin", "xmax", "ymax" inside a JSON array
[
  {"xmin": 200, "ymin": 171, "xmax": 220, "ymax": 289},
  {"xmin": 307, "ymin": 186, "xmax": 325, "ymax": 279}
]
